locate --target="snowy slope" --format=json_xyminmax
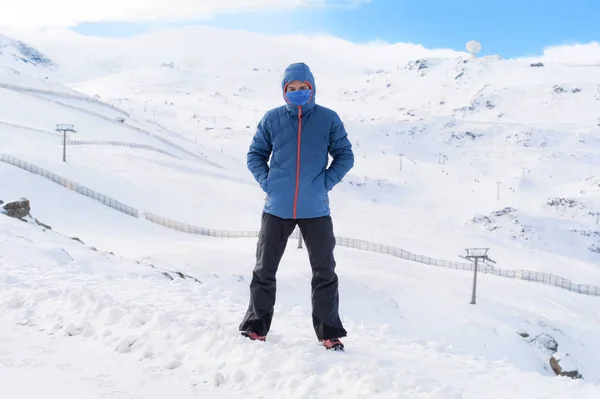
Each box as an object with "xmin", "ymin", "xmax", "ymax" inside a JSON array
[
  {"xmin": 0, "ymin": 82, "xmax": 232, "ymax": 168},
  {"xmin": 1, "ymin": 27, "xmax": 600, "ymax": 398},
  {"xmin": 0, "ymin": 33, "xmax": 59, "ymax": 86},
  {"xmin": 2, "ymin": 205, "xmax": 600, "ymax": 398}
]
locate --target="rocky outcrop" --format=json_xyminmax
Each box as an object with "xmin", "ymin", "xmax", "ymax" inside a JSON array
[
  {"xmin": 546, "ymin": 197, "xmax": 583, "ymax": 209},
  {"xmin": 523, "ymin": 332, "xmax": 583, "ymax": 379},
  {"xmin": 1, "ymin": 198, "xmax": 53, "ymax": 232},
  {"xmin": 530, "ymin": 333, "xmax": 558, "ymax": 353},
  {"xmin": 0, "ymin": 197, "xmax": 31, "ymax": 219},
  {"xmin": 550, "ymin": 354, "xmax": 583, "ymax": 379},
  {"xmin": 34, "ymin": 218, "xmax": 52, "ymax": 230}
]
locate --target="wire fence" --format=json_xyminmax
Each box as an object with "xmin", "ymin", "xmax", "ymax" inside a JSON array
[
  {"xmin": 124, "ymin": 122, "xmax": 220, "ymax": 166},
  {"xmin": 66, "ymin": 140, "xmax": 180, "ymax": 159},
  {"xmin": 144, "ymin": 211, "xmax": 259, "ymax": 238},
  {"xmin": 1, "ymin": 153, "xmax": 598, "ymax": 298},
  {"xmin": 2, "ymin": 119, "xmax": 180, "ymax": 159},
  {"xmin": 26, "ymin": 91, "xmax": 124, "ymax": 123},
  {"xmin": 9, "ymin": 88, "xmax": 222, "ymax": 168},
  {"xmin": 143, "ymin": 211, "xmax": 600, "ymax": 297},
  {"xmin": 0, "ymin": 120, "xmax": 62, "ymax": 137},
  {"xmin": 0, "ymin": 82, "xmax": 129, "ymax": 116},
  {"xmin": 0, "ymin": 154, "xmax": 138, "ymax": 218}
]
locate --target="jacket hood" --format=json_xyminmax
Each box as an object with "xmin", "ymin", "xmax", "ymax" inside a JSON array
[{"xmin": 281, "ymin": 62, "xmax": 316, "ymax": 115}]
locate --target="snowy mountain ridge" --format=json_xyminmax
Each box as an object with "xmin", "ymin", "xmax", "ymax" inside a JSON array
[{"xmin": 0, "ymin": 33, "xmax": 54, "ymax": 68}]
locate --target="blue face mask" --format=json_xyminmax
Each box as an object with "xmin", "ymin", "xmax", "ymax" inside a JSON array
[{"xmin": 286, "ymin": 89, "xmax": 312, "ymax": 106}]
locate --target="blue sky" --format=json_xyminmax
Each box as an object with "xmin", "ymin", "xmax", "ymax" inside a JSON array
[{"xmin": 72, "ymin": 0, "xmax": 600, "ymax": 58}]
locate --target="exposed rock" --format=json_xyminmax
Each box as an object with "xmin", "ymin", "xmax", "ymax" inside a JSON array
[
  {"xmin": 447, "ymin": 131, "xmax": 483, "ymax": 146},
  {"xmin": 546, "ymin": 197, "xmax": 581, "ymax": 208},
  {"xmin": 572, "ymin": 229, "xmax": 600, "ymax": 238},
  {"xmin": 522, "ymin": 332, "xmax": 583, "ymax": 379},
  {"xmin": 406, "ymin": 59, "xmax": 428, "ymax": 71},
  {"xmin": 550, "ymin": 353, "xmax": 583, "ymax": 379},
  {"xmin": 146, "ymin": 263, "xmax": 203, "ymax": 284},
  {"xmin": 0, "ymin": 198, "xmax": 31, "ymax": 219},
  {"xmin": 472, "ymin": 207, "xmax": 536, "ymax": 241},
  {"xmin": 452, "ymin": 105, "xmax": 476, "ymax": 115},
  {"xmin": 492, "ymin": 207, "xmax": 517, "ymax": 218},
  {"xmin": 553, "ymin": 84, "xmax": 582, "ymax": 94},
  {"xmin": 34, "ymin": 218, "xmax": 52, "ymax": 230},
  {"xmin": 531, "ymin": 333, "xmax": 558, "ymax": 355},
  {"xmin": 71, "ymin": 237, "xmax": 85, "ymax": 245},
  {"xmin": 60, "ymin": 248, "xmax": 74, "ymax": 262}
]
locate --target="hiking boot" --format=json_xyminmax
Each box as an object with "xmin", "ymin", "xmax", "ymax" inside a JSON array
[
  {"xmin": 321, "ymin": 338, "xmax": 344, "ymax": 351},
  {"xmin": 241, "ymin": 331, "xmax": 266, "ymax": 341}
]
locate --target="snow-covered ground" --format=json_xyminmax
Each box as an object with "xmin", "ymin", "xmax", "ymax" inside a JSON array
[
  {"xmin": 2, "ymin": 208, "xmax": 600, "ymax": 398},
  {"xmin": 1, "ymin": 26, "xmax": 600, "ymax": 398}
]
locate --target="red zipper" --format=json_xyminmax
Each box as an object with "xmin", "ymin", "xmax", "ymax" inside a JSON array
[{"xmin": 293, "ymin": 106, "xmax": 302, "ymax": 219}]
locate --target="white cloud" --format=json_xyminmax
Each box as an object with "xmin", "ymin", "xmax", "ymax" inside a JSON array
[
  {"xmin": 0, "ymin": 0, "xmax": 370, "ymax": 28},
  {"xmin": 0, "ymin": 25, "xmax": 467, "ymax": 83},
  {"xmin": 537, "ymin": 42, "xmax": 600, "ymax": 64}
]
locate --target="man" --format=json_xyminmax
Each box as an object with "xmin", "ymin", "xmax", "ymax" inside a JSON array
[{"xmin": 239, "ymin": 62, "xmax": 354, "ymax": 351}]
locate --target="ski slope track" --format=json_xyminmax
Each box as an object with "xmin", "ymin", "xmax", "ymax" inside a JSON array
[{"xmin": 1, "ymin": 28, "xmax": 600, "ymax": 398}]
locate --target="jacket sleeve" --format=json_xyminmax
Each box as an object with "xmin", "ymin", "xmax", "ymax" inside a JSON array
[
  {"xmin": 247, "ymin": 114, "xmax": 272, "ymax": 192},
  {"xmin": 325, "ymin": 112, "xmax": 354, "ymax": 191}
]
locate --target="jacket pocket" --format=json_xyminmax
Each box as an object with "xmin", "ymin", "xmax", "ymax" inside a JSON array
[
  {"xmin": 324, "ymin": 171, "xmax": 334, "ymax": 192},
  {"xmin": 260, "ymin": 175, "xmax": 269, "ymax": 193}
]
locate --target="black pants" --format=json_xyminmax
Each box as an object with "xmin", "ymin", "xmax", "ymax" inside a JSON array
[{"xmin": 239, "ymin": 212, "xmax": 347, "ymax": 340}]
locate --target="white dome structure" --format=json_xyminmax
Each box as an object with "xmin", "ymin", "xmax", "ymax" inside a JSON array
[{"xmin": 466, "ymin": 40, "xmax": 482, "ymax": 58}]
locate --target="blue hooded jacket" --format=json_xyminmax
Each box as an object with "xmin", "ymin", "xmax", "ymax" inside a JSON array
[{"xmin": 247, "ymin": 62, "xmax": 354, "ymax": 219}]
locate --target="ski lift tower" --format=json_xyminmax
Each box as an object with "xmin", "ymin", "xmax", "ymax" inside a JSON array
[
  {"xmin": 591, "ymin": 211, "xmax": 600, "ymax": 225},
  {"xmin": 459, "ymin": 248, "xmax": 495, "ymax": 305},
  {"xmin": 466, "ymin": 40, "xmax": 482, "ymax": 59},
  {"xmin": 55, "ymin": 124, "xmax": 76, "ymax": 162}
]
